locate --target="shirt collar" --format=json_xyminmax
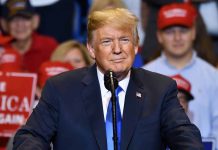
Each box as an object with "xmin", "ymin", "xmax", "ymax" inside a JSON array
[
  {"xmin": 97, "ymin": 67, "xmax": 130, "ymax": 97},
  {"xmin": 160, "ymin": 50, "xmax": 197, "ymax": 70}
]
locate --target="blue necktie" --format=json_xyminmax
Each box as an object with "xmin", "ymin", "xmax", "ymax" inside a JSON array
[{"xmin": 106, "ymin": 86, "xmax": 122, "ymax": 150}]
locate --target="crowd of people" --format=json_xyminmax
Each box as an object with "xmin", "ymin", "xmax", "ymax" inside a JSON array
[{"xmin": 0, "ymin": 0, "xmax": 218, "ymax": 149}]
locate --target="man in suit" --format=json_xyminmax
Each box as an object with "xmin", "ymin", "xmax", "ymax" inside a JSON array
[{"xmin": 13, "ymin": 8, "xmax": 204, "ymax": 150}]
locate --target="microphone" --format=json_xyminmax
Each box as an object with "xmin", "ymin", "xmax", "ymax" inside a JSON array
[
  {"xmin": 104, "ymin": 70, "xmax": 119, "ymax": 150},
  {"xmin": 104, "ymin": 70, "xmax": 118, "ymax": 91}
]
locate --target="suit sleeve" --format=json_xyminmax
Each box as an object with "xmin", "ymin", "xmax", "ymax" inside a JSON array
[
  {"xmin": 160, "ymin": 81, "xmax": 204, "ymax": 150},
  {"xmin": 13, "ymin": 79, "xmax": 59, "ymax": 150}
]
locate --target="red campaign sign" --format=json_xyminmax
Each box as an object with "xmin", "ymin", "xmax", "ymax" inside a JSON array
[{"xmin": 0, "ymin": 72, "xmax": 37, "ymax": 137}]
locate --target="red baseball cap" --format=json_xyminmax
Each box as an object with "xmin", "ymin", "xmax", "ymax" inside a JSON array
[
  {"xmin": 170, "ymin": 74, "xmax": 194, "ymax": 101},
  {"xmin": 38, "ymin": 61, "xmax": 74, "ymax": 88},
  {"xmin": 0, "ymin": 47, "xmax": 22, "ymax": 72},
  {"xmin": 157, "ymin": 3, "xmax": 197, "ymax": 30}
]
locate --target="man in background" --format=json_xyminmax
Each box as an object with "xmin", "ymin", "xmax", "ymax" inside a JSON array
[
  {"xmin": 170, "ymin": 74, "xmax": 194, "ymax": 114},
  {"xmin": 1, "ymin": 0, "xmax": 58, "ymax": 73},
  {"xmin": 143, "ymin": 3, "xmax": 218, "ymax": 149}
]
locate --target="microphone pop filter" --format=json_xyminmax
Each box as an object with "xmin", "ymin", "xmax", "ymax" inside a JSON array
[{"xmin": 104, "ymin": 70, "xmax": 118, "ymax": 91}]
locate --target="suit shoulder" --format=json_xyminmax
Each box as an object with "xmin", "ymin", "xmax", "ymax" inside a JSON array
[{"xmin": 133, "ymin": 68, "xmax": 175, "ymax": 89}]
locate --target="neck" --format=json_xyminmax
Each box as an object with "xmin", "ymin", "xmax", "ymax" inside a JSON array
[
  {"xmin": 12, "ymin": 38, "xmax": 32, "ymax": 54},
  {"xmin": 164, "ymin": 51, "xmax": 193, "ymax": 69}
]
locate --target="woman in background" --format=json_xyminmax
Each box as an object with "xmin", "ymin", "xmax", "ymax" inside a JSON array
[{"xmin": 51, "ymin": 40, "xmax": 93, "ymax": 69}]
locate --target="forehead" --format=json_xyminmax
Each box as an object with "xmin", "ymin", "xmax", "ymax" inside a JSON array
[
  {"xmin": 94, "ymin": 25, "xmax": 132, "ymax": 38},
  {"xmin": 162, "ymin": 25, "xmax": 191, "ymax": 31},
  {"xmin": 8, "ymin": 15, "xmax": 32, "ymax": 22}
]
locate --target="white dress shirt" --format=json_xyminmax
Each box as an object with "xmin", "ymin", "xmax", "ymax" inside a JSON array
[{"xmin": 96, "ymin": 67, "xmax": 130, "ymax": 121}]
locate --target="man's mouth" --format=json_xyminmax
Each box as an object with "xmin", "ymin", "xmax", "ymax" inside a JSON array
[{"xmin": 112, "ymin": 58, "xmax": 124, "ymax": 63}]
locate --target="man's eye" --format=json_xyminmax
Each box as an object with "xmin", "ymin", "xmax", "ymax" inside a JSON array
[
  {"xmin": 120, "ymin": 38, "xmax": 130, "ymax": 44},
  {"xmin": 101, "ymin": 40, "xmax": 112, "ymax": 46},
  {"xmin": 164, "ymin": 29, "xmax": 174, "ymax": 34},
  {"xmin": 180, "ymin": 28, "xmax": 189, "ymax": 33}
]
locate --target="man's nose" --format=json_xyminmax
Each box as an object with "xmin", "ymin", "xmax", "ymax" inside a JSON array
[
  {"xmin": 112, "ymin": 40, "xmax": 122, "ymax": 54},
  {"xmin": 174, "ymin": 30, "xmax": 182, "ymax": 41}
]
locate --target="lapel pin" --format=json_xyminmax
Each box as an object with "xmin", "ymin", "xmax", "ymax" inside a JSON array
[{"xmin": 136, "ymin": 92, "xmax": 142, "ymax": 98}]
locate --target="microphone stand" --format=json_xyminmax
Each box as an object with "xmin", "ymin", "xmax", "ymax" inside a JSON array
[
  {"xmin": 104, "ymin": 70, "xmax": 119, "ymax": 150},
  {"xmin": 109, "ymin": 71, "xmax": 118, "ymax": 150}
]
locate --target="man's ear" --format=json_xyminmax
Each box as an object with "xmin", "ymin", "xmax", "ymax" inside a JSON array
[
  {"xmin": 134, "ymin": 40, "xmax": 139, "ymax": 55},
  {"xmin": 0, "ymin": 18, "xmax": 9, "ymax": 33},
  {"xmin": 32, "ymin": 14, "xmax": 40, "ymax": 30},
  {"xmin": 134, "ymin": 46, "xmax": 138, "ymax": 55},
  {"xmin": 86, "ymin": 43, "xmax": 96, "ymax": 59}
]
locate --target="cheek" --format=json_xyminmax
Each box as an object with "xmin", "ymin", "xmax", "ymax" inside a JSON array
[
  {"xmin": 95, "ymin": 52, "xmax": 109, "ymax": 66},
  {"xmin": 24, "ymin": 25, "xmax": 33, "ymax": 34},
  {"xmin": 162, "ymin": 40, "xmax": 173, "ymax": 49},
  {"xmin": 95, "ymin": 47, "xmax": 110, "ymax": 59},
  {"xmin": 9, "ymin": 24, "xmax": 16, "ymax": 33},
  {"xmin": 184, "ymin": 38, "xmax": 193, "ymax": 47}
]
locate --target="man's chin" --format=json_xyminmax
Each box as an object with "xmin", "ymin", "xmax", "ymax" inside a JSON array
[{"xmin": 113, "ymin": 69, "xmax": 130, "ymax": 81}]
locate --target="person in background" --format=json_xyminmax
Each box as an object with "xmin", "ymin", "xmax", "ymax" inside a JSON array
[
  {"xmin": 50, "ymin": 40, "xmax": 93, "ymax": 69},
  {"xmin": 140, "ymin": 0, "xmax": 178, "ymax": 63},
  {"xmin": 36, "ymin": 40, "xmax": 93, "ymax": 104},
  {"xmin": 143, "ymin": 3, "xmax": 218, "ymax": 149},
  {"xmin": 140, "ymin": 0, "xmax": 218, "ymax": 66},
  {"xmin": 0, "ymin": 0, "xmax": 58, "ymax": 73},
  {"xmin": 35, "ymin": 60, "xmax": 73, "ymax": 100},
  {"xmin": 13, "ymin": 8, "xmax": 203, "ymax": 150},
  {"xmin": 170, "ymin": 74, "xmax": 194, "ymax": 114}
]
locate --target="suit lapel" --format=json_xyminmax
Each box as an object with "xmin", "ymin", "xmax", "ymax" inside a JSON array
[
  {"xmin": 121, "ymin": 68, "xmax": 145, "ymax": 150},
  {"xmin": 81, "ymin": 65, "xmax": 107, "ymax": 150}
]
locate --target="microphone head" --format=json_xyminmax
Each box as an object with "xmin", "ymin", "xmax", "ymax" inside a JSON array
[{"xmin": 104, "ymin": 70, "xmax": 118, "ymax": 91}]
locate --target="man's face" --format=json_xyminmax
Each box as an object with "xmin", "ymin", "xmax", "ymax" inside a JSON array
[
  {"xmin": 88, "ymin": 25, "xmax": 138, "ymax": 80},
  {"xmin": 7, "ymin": 16, "xmax": 34, "ymax": 41},
  {"xmin": 157, "ymin": 26, "xmax": 196, "ymax": 58}
]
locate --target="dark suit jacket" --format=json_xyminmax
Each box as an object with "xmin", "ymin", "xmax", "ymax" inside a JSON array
[{"xmin": 13, "ymin": 65, "xmax": 204, "ymax": 150}]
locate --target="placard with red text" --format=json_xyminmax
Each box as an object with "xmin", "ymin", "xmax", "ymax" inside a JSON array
[{"xmin": 0, "ymin": 72, "xmax": 37, "ymax": 137}]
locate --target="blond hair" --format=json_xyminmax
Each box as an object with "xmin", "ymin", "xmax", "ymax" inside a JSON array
[
  {"xmin": 87, "ymin": 8, "xmax": 139, "ymax": 45},
  {"xmin": 89, "ymin": 0, "xmax": 126, "ymax": 13},
  {"xmin": 51, "ymin": 40, "xmax": 93, "ymax": 66}
]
